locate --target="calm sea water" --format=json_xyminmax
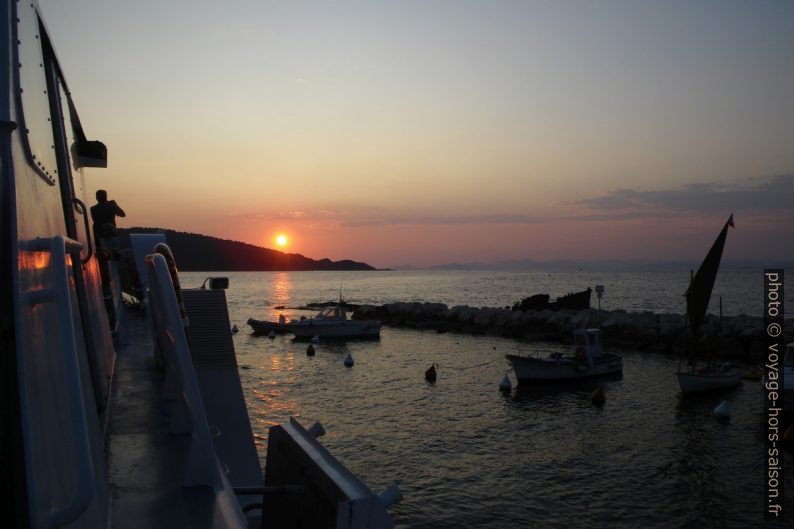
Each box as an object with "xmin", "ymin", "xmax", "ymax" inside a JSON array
[{"xmin": 182, "ymin": 269, "xmax": 793, "ymax": 528}]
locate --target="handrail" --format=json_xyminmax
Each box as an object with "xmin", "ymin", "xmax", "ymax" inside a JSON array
[
  {"xmin": 24, "ymin": 235, "xmax": 96, "ymax": 527},
  {"xmin": 145, "ymin": 252, "xmax": 222, "ymax": 490},
  {"xmin": 71, "ymin": 198, "xmax": 93, "ymax": 264}
]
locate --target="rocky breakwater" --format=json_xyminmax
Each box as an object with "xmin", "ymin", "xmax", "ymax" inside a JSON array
[{"xmin": 352, "ymin": 302, "xmax": 793, "ymax": 360}]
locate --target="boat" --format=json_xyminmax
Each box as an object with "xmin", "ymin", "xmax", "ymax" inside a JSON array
[
  {"xmin": 511, "ymin": 288, "xmax": 591, "ymax": 311},
  {"xmin": 506, "ymin": 328, "xmax": 623, "ymax": 383},
  {"xmin": 3, "ymin": 3, "xmax": 399, "ymax": 527},
  {"xmin": 676, "ymin": 214, "xmax": 741, "ymax": 395},
  {"xmin": 289, "ymin": 305, "xmax": 382, "ymax": 339},
  {"xmin": 247, "ymin": 313, "xmax": 292, "ymax": 334},
  {"xmin": 548, "ymin": 288, "xmax": 592, "ymax": 310}
]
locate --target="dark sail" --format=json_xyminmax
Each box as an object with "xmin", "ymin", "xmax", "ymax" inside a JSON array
[{"xmin": 685, "ymin": 214, "xmax": 734, "ymax": 340}]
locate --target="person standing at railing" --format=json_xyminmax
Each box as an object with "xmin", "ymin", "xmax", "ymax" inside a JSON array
[
  {"xmin": 90, "ymin": 189, "xmax": 126, "ymax": 250},
  {"xmin": 90, "ymin": 189, "xmax": 126, "ymax": 324}
]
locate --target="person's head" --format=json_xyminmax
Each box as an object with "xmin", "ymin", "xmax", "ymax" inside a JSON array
[{"xmin": 96, "ymin": 189, "xmax": 108, "ymax": 202}]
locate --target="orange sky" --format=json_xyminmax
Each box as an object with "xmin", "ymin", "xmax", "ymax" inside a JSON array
[{"xmin": 40, "ymin": 1, "xmax": 794, "ymax": 267}]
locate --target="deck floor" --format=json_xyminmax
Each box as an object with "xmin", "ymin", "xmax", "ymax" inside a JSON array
[{"xmin": 107, "ymin": 312, "xmax": 235, "ymax": 529}]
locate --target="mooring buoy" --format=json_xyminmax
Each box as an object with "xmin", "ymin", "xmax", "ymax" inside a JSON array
[
  {"xmin": 311, "ymin": 335, "xmax": 320, "ymax": 344},
  {"xmin": 344, "ymin": 353, "xmax": 354, "ymax": 367},
  {"xmin": 268, "ymin": 329, "xmax": 276, "ymax": 339},
  {"xmin": 231, "ymin": 324, "xmax": 238, "ymax": 334},
  {"xmin": 306, "ymin": 343, "xmax": 315, "ymax": 356},
  {"xmin": 591, "ymin": 386, "xmax": 605, "ymax": 405},
  {"xmin": 499, "ymin": 373, "xmax": 512, "ymax": 391},
  {"xmin": 425, "ymin": 363, "xmax": 438, "ymax": 382},
  {"xmin": 713, "ymin": 400, "xmax": 731, "ymax": 420}
]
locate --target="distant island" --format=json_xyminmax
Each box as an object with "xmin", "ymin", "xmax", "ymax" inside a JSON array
[{"xmin": 117, "ymin": 227, "xmax": 375, "ymax": 271}]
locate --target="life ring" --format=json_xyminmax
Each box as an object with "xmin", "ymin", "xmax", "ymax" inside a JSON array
[{"xmin": 154, "ymin": 243, "xmax": 188, "ymax": 326}]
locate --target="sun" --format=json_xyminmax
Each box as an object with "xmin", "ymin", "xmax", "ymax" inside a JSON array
[{"xmin": 275, "ymin": 234, "xmax": 288, "ymax": 247}]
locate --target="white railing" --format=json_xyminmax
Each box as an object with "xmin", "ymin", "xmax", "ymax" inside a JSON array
[
  {"xmin": 145, "ymin": 252, "xmax": 249, "ymax": 528},
  {"xmin": 23, "ymin": 236, "xmax": 96, "ymax": 527}
]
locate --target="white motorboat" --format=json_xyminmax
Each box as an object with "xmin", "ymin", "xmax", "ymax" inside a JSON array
[
  {"xmin": 506, "ymin": 328, "xmax": 623, "ymax": 383},
  {"xmin": 290, "ymin": 305, "xmax": 381, "ymax": 339}
]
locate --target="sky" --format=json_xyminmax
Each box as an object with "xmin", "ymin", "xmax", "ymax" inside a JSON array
[{"xmin": 38, "ymin": 0, "xmax": 794, "ymax": 267}]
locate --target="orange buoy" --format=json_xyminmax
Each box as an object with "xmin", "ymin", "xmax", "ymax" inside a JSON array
[
  {"xmin": 306, "ymin": 343, "xmax": 315, "ymax": 356},
  {"xmin": 591, "ymin": 386, "xmax": 605, "ymax": 405},
  {"xmin": 425, "ymin": 363, "xmax": 438, "ymax": 382}
]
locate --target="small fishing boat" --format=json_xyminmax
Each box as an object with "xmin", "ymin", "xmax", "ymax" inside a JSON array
[
  {"xmin": 247, "ymin": 314, "xmax": 291, "ymax": 334},
  {"xmin": 290, "ymin": 305, "xmax": 381, "ymax": 339},
  {"xmin": 506, "ymin": 328, "xmax": 622, "ymax": 383},
  {"xmin": 676, "ymin": 214, "xmax": 741, "ymax": 395}
]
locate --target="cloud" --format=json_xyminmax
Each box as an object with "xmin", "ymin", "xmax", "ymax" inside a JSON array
[
  {"xmin": 341, "ymin": 213, "xmax": 547, "ymax": 227},
  {"xmin": 577, "ymin": 174, "xmax": 794, "ymax": 213}
]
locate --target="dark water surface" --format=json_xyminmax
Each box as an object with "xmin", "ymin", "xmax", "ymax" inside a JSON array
[{"xmin": 182, "ymin": 270, "xmax": 793, "ymax": 528}]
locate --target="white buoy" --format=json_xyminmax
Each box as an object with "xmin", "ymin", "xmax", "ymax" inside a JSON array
[
  {"xmin": 499, "ymin": 373, "xmax": 512, "ymax": 391},
  {"xmin": 268, "ymin": 329, "xmax": 276, "ymax": 339},
  {"xmin": 231, "ymin": 324, "xmax": 238, "ymax": 334},
  {"xmin": 344, "ymin": 353, "xmax": 354, "ymax": 367},
  {"xmin": 311, "ymin": 335, "xmax": 320, "ymax": 344},
  {"xmin": 713, "ymin": 400, "xmax": 731, "ymax": 420},
  {"xmin": 377, "ymin": 482, "xmax": 403, "ymax": 508}
]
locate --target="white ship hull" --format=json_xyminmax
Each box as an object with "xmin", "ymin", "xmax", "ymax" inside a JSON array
[
  {"xmin": 506, "ymin": 353, "xmax": 623, "ymax": 383},
  {"xmin": 677, "ymin": 366, "xmax": 741, "ymax": 394},
  {"xmin": 290, "ymin": 320, "xmax": 381, "ymax": 339}
]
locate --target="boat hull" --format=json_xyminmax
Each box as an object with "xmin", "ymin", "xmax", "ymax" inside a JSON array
[
  {"xmin": 677, "ymin": 366, "xmax": 741, "ymax": 394},
  {"xmin": 247, "ymin": 317, "xmax": 291, "ymax": 334},
  {"xmin": 506, "ymin": 353, "xmax": 622, "ymax": 383},
  {"xmin": 290, "ymin": 321, "xmax": 381, "ymax": 339}
]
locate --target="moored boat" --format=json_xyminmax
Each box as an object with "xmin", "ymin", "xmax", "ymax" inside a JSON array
[
  {"xmin": 247, "ymin": 314, "xmax": 291, "ymax": 334},
  {"xmin": 678, "ymin": 364, "xmax": 742, "ymax": 395},
  {"xmin": 676, "ymin": 214, "xmax": 740, "ymax": 395},
  {"xmin": 506, "ymin": 328, "xmax": 622, "ymax": 383},
  {"xmin": 290, "ymin": 305, "xmax": 381, "ymax": 339}
]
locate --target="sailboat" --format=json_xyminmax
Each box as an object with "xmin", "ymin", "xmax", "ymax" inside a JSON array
[{"xmin": 676, "ymin": 214, "xmax": 741, "ymax": 394}]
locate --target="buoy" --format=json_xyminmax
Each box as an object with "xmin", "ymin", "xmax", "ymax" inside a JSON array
[
  {"xmin": 344, "ymin": 353, "xmax": 354, "ymax": 367},
  {"xmin": 311, "ymin": 335, "xmax": 320, "ymax": 344},
  {"xmin": 591, "ymin": 386, "xmax": 605, "ymax": 405},
  {"xmin": 268, "ymin": 329, "xmax": 276, "ymax": 339},
  {"xmin": 499, "ymin": 373, "xmax": 511, "ymax": 391},
  {"xmin": 231, "ymin": 324, "xmax": 238, "ymax": 334},
  {"xmin": 425, "ymin": 363, "xmax": 438, "ymax": 382},
  {"xmin": 306, "ymin": 343, "xmax": 315, "ymax": 356},
  {"xmin": 713, "ymin": 400, "xmax": 731, "ymax": 420}
]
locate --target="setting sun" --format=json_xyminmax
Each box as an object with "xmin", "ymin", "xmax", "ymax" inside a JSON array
[{"xmin": 275, "ymin": 234, "xmax": 288, "ymax": 247}]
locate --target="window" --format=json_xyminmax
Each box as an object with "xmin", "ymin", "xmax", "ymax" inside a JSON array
[{"xmin": 17, "ymin": 2, "xmax": 59, "ymax": 184}]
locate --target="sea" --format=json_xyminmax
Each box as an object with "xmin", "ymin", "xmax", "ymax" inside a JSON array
[{"xmin": 181, "ymin": 269, "xmax": 794, "ymax": 528}]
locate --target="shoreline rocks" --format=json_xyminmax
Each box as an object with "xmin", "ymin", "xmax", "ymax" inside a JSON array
[{"xmin": 352, "ymin": 302, "xmax": 793, "ymax": 361}]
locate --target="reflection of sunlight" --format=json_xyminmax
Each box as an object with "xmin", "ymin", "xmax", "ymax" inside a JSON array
[{"xmin": 272, "ymin": 272, "xmax": 293, "ymax": 320}]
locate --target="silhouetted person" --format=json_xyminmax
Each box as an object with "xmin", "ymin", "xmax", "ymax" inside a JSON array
[{"xmin": 90, "ymin": 189, "xmax": 125, "ymax": 249}]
